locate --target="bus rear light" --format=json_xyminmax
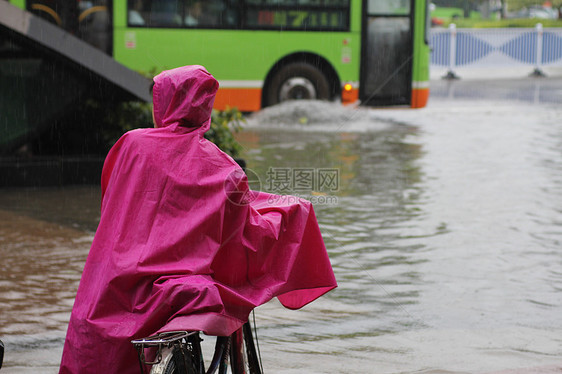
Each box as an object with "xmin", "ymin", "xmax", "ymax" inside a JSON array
[{"xmin": 341, "ymin": 83, "xmax": 358, "ymax": 105}]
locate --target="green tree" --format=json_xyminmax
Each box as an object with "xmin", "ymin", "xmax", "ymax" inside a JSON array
[{"xmin": 205, "ymin": 108, "xmax": 245, "ymax": 158}]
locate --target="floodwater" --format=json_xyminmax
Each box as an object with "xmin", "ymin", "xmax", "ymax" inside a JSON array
[{"xmin": 1, "ymin": 78, "xmax": 562, "ymax": 373}]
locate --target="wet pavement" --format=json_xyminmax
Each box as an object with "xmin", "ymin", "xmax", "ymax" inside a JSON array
[
  {"xmin": 430, "ymin": 76, "xmax": 562, "ymax": 104},
  {"xmin": 1, "ymin": 77, "xmax": 561, "ymax": 373}
]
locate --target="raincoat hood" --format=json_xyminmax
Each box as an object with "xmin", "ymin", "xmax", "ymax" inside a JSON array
[{"xmin": 152, "ymin": 65, "xmax": 218, "ymax": 130}]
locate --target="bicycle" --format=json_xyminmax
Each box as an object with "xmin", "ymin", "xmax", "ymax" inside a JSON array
[{"xmin": 132, "ymin": 319, "xmax": 263, "ymax": 374}]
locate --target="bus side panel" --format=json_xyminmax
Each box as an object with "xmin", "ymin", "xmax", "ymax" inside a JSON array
[
  {"xmin": 214, "ymin": 88, "xmax": 262, "ymax": 112},
  {"xmin": 113, "ymin": 29, "xmax": 360, "ymax": 111},
  {"xmin": 411, "ymin": 0, "xmax": 430, "ymax": 108}
]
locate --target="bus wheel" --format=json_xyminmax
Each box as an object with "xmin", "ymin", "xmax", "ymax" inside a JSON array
[{"xmin": 265, "ymin": 62, "xmax": 330, "ymax": 106}]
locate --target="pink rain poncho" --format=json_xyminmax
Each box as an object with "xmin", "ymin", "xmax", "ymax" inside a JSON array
[{"xmin": 59, "ymin": 65, "xmax": 337, "ymax": 373}]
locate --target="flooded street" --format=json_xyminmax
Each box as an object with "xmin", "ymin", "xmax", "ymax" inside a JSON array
[{"xmin": 1, "ymin": 78, "xmax": 562, "ymax": 373}]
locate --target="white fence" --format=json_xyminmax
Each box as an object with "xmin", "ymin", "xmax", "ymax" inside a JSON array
[{"xmin": 431, "ymin": 24, "xmax": 562, "ymax": 77}]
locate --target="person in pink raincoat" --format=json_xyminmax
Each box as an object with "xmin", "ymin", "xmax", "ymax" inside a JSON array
[{"xmin": 59, "ymin": 65, "xmax": 337, "ymax": 373}]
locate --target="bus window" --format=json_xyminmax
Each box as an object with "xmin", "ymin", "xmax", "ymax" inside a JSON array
[
  {"xmin": 184, "ymin": 1, "xmax": 203, "ymax": 26},
  {"xmin": 245, "ymin": 0, "xmax": 349, "ymax": 30},
  {"xmin": 126, "ymin": 0, "xmax": 183, "ymax": 27},
  {"xmin": 367, "ymin": 0, "xmax": 410, "ymax": 15},
  {"xmin": 128, "ymin": 0, "xmax": 146, "ymax": 26},
  {"xmin": 246, "ymin": 0, "xmax": 343, "ymax": 4},
  {"xmin": 246, "ymin": 10, "xmax": 347, "ymax": 29},
  {"xmin": 149, "ymin": 0, "xmax": 183, "ymax": 27},
  {"xmin": 245, "ymin": 0, "xmax": 349, "ymax": 6},
  {"xmin": 28, "ymin": 0, "xmax": 79, "ymax": 33},
  {"xmin": 185, "ymin": 1, "xmax": 239, "ymax": 27},
  {"xmin": 78, "ymin": 0, "xmax": 111, "ymax": 54},
  {"xmin": 324, "ymin": 0, "xmax": 348, "ymax": 5},
  {"xmin": 127, "ymin": 0, "xmax": 240, "ymax": 28}
]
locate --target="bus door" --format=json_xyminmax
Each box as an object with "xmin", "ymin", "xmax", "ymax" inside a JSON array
[
  {"xmin": 360, "ymin": 0, "xmax": 413, "ymax": 106},
  {"xmin": 26, "ymin": 0, "xmax": 112, "ymax": 54}
]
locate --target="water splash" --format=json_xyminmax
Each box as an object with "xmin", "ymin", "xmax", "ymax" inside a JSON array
[{"xmin": 246, "ymin": 100, "xmax": 395, "ymax": 133}]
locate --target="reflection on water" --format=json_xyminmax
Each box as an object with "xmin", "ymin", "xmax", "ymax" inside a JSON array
[
  {"xmin": 240, "ymin": 124, "xmax": 432, "ymax": 336},
  {"xmin": 430, "ymin": 77, "xmax": 562, "ymax": 105},
  {"xmin": 1, "ymin": 96, "xmax": 562, "ymax": 372},
  {"xmin": 0, "ymin": 188, "xmax": 99, "ymax": 371}
]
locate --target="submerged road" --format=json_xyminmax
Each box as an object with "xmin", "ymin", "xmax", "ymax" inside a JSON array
[
  {"xmin": 0, "ymin": 77, "xmax": 561, "ymax": 373},
  {"xmin": 429, "ymin": 76, "xmax": 562, "ymax": 104}
]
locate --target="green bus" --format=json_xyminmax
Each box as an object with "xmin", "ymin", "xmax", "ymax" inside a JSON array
[{"xmin": 10, "ymin": 0, "xmax": 430, "ymax": 111}]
